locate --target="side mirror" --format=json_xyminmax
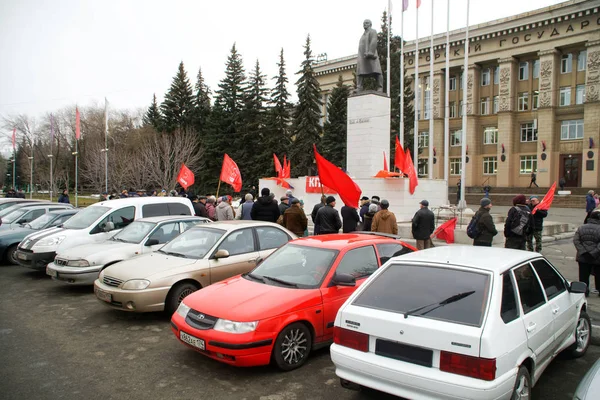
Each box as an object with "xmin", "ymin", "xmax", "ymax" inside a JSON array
[
  {"xmin": 214, "ymin": 249, "xmax": 230, "ymax": 259},
  {"xmin": 569, "ymin": 281, "xmax": 588, "ymax": 294},
  {"xmin": 17, "ymin": 219, "xmax": 27, "ymax": 224},
  {"xmin": 332, "ymin": 273, "xmax": 356, "ymax": 287},
  {"xmin": 145, "ymin": 239, "xmax": 159, "ymax": 247},
  {"xmin": 103, "ymin": 221, "xmax": 115, "ymax": 232}
]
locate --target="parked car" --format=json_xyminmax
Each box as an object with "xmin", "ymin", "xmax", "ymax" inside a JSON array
[
  {"xmin": 0, "ymin": 199, "xmax": 43, "ymax": 215},
  {"xmin": 170, "ymin": 233, "xmax": 417, "ymax": 370},
  {"xmin": 0, "ymin": 209, "xmax": 78, "ymax": 264},
  {"xmin": 330, "ymin": 246, "xmax": 590, "ymax": 400},
  {"xmin": 47, "ymin": 215, "xmax": 209, "ymax": 285},
  {"xmin": 573, "ymin": 357, "xmax": 600, "ymax": 400},
  {"xmin": 0, "ymin": 200, "xmax": 50, "ymax": 219},
  {"xmin": 15, "ymin": 197, "xmax": 195, "ymax": 270},
  {"xmin": 0, "ymin": 203, "xmax": 74, "ymax": 231},
  {"xmin": 94, "ymin": 221, "xmax": 297, "ymax": 314}
]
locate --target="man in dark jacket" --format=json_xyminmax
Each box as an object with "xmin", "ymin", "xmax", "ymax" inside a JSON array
[
  {"xmin": 411, "ymin": 200, "xmax": 435, "ymax": 250},
  {"xmin": 58, "ymin": 189, "xmax": 70, "ymax": 204},
  {"xmin": 573, "ymin": 210, "xmax": 600, "ymax": 297},
  {"xmin": 359, "ymin": 196, "xmax": 370, "ymax": 222},
  {"xmin": 585, "ymin": 190, "xmax": 596, "ymax": 223},
  {"xmin": 315, "ymin": 196, "xmax": 342, "ymax": 235},
  {"xmin": 192, "ymin": 196, "xmax": 209, "ymax": 218},
  {"xmin": 473, "ymin": 198, "xmax": 498, "ymax": 247},
  {"xmin": 341, "ymin": 203, "xmax": 360, "ymax": 233},
  {"xmin": 282, "ymin": 199, "xmax": 308, "ymax": 237},
  {"xmin": 526, "ymin": 196, "xmax": 547, "ymax": 252},
  {"xmin": 311, "ymin": 195, "xmax": 327, "ymax": 235},
  {"xmin": 251, "ymin": 188, "xmax": 280, "ymax": 223},
  {"xmin": 504, "ymin": 194, "xmax": 532, "ymax": 250},
  {"xmin": 278, "ymin": 196, "xmax": 290, "ymax": 215}
]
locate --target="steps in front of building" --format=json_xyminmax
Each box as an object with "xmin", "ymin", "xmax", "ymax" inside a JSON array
[
  {"xmin": 449, "ymin": 186, "xmax": 595, "ymax": 196},
  {"xmin": 457, "ymin": 193, "xmax": 586, "ymax": 208}
]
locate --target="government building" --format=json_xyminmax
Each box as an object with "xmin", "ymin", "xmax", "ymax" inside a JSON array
[{"xmin": 313, "ymin": 0, "xmax": 600, "ymax": 189}]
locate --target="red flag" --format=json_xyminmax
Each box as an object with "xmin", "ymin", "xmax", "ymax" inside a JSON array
[
  {"xmin": 11, "ymin": 128, "xmax": 16, "ymax": 150},
  {"xmin": 416, "ymin": 0, "xmax": 422, "ymax": 8},
  {"xmin": 313, "ymin": 145, "xmax": 362, "ymax": 207},
  {"xmin": 75, "ymin": 107, "xmax": 81, "ymax": 140},
  {"xmin": 532, "ymin": 182, "xmax": 557, "ymax": 215},
  {"xmin": 282, "ymin": 156, "xmax": 291, "ymax": 178},
  {"xmin": 395, "ymin": 136, "xmax": 406, "ymax": 172},
  {"xmin": 405, "ymin": 148, "xmax": 419, "ymax": 194},
  {"xmin": 433, "ymin": 218, "xmax": 457, "ymax": 244},
  {"xmin": 177, "ymin": 164, "xmax": 195, "ymax": 190},
  {"xmin": 383, "ymin": 151, "xmax": 388, "ymax": 172},
  {"xmin": 220, "ymin": 154, "xmax": 242, "ymax": 192},
  {"xmin": 273, "ymin": 154, "xmax": 283, "ymax": 177}
]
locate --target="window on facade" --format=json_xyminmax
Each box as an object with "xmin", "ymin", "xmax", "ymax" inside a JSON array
[
  {"xmin": 578, "ymin": 50, "xmax": 587, "ymax": 71},
  {"xmin": 449, "ymin": 102, "xmax": 456, "ymax": 118},
  {"xmin": 483, "ymin": 157, "xmax": 498, "ymax": 175},
  {"xmin": 481, "ymin": 68, "xmax": 490, "ymax": 86},
  {"xmin": 559, "ymin": 87, "xmax": 571, "ymax": 107},
  {"xmin": 449, "ymin": 76, "xmax": 456, "ymax": 91},
  {"xmin": 418, "ymin": 131, "xmax": 429, "ymax": 149},
  {"xmin": 518, "ymin": 62, "xmax": 529, "ymax": 81},
  {"xmin": 532, "ymin": 60, "xmax": 540, "ymax": 79},
  {"xmin": 520, "ymin": 123, "xmax": 537, "ymax": 142},
  {"xmin": 424, "ymin": 89, "xmax": 431, "ymax": 120},
  {"xmin": 451, "ymin": 130, "xmax": 462, "ymax": 146},
  {"xmin": 493, "ymin": 96, "xmax": 499, "ymax": 114},
  {"xmin": 561, "ymin": 54, "xmax": 572, "ymax": 74},
  {"xmin": 576, "ymin": 85, "xmax": 585, "ymax": 105},
  {"xmin": 532, "ymin": 91, "xmax": 539, "ymax": 110},
  {"xmin": 480, "ymin": 98, "xmax": 489, "ymax": 115},
  {"xmin": 493, "ymin": 66, "xmax": 499, "ymax": 85},
  {"xmin": 450, "ymin": 158, "xmax": 462, "ymax": 175},
  {"xmin": 418, "ymin": 159, "xmax": 428, "ymax": 177},
  {"xmin": 520, "ymin": 156, "xmax": 538, "ymax": 174},
  {"xmin": 460, "ymin": 74, "xmax": 464, "ymax": 89},
  {"xmin": 560, "ymin": 120, "xmax": 584, "ymax": 140},
  {"xmin": 518, "ymin": 92, "xmax": 529, "ymax": 111},
  {"xmin": 459, "ymin": 100, "xmax": 464, "ymax": 116},
  {"xmin": 483, "ymin": 127, "xmax": 498, "ymax": 145}
]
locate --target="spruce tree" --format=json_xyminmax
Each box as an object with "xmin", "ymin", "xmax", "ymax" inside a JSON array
[
  {"xmin": 161, "ymin": 61, "xmax": 195, "ymax": 133},
  {"xmin": 322, "ymin": 75, "xmax": 350, "ymax": 169},
  {"xmin": 143, "ymin": 93, "xmax": 162, "ymax": 131},
  {"xmin": 193, "ymin": 67, "xmax": 212, "ymax": 135},
  {"xmin": 291, "ymin": 35, "xmax": 322, "ymax": 177}
]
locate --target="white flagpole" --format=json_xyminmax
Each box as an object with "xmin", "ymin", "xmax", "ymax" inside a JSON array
[
  {"xmin": 400, "ymin": 4, "xmax": 405, "ymax": 148},
  {"xmin": 459, "ymin": 0, "xmax": 470, "ymax": 209},
  {"xmin": 444, "ymin": 0, "xmax": 450, "ymax": 202},
  {"xmin": 104, "ymin": 97, "xmax": 109, "ymax": 194},
  {"xmin": 387, "ymin": 0, "xmax": 392, "ymax": 97},
  {"xmin": 49, "ymin": 114, "xmax": 53, "ymax": 202},
  {"xmin": 428, "ymin": 0, "xmax": 434, "ymax": 179},
  {"xmin": 414, "ymin": 4, "xmax": 419, "ymax": 168},
  {"xmin": 75, "ymin": 138, "xmax": 78, "ymax": 208}
]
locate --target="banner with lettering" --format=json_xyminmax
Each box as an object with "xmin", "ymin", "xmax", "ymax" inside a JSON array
[{"xmin": 305, "ymin": 176, "xmax": 336, "ymax": 194}]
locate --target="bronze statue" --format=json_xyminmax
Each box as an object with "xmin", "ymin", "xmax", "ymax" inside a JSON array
[{"xmin": 356, "ymin": 19, "xmax": 383, "ymax": 92}]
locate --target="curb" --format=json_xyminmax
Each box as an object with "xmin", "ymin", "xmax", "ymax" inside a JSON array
[{"xmin": 592, "ymin": 325, "xmax": 600, "ymax": 347}]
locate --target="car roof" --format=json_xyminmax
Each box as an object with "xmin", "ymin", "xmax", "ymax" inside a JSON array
[
  {"xmin": 291, "ymin": 233, "xmax": 411, "ymax": 250},
  {"xmin": 189, "ymin": 220, "xmax": 289, "ymax": 232},
  {"xmin": 392, "ymin": 245, "xmax": 541, "ymax": 273},
  {"xmin": 92, "ymin": 197, "xmax": 192, "ymax": 208},
  {"xmin": 47, "ymin": 209, "xmax": 79, "ymax": 216},
  {"xmin": 10, "ymin": 203, "xmax": 71, "ymax": 211},
  {"xmin": 136, "ymin": 215, "xmax": 208, "ymax": 223}
]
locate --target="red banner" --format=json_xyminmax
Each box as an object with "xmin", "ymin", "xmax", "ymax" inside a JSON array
[
  {"xmin": 220, "ymin": 154, "xmax": 242, "ymax": 192},
  {"xmin": 305, "ymin": 176, "xmax": 336, "ymax": 194},
  {"xmin": 433, "ymin": 217, "xmax": 457, "ymax": 244},
  {"xmin": 177, "ymin": 163, "xmax": 195, "ymax": 190},
  {"xmin": 532, "ymin": 182, "xmax": 557, "ymax": 215},
  {"xmin": 313, "ymin": 145, "xmax": 362, "ymax": 207}
]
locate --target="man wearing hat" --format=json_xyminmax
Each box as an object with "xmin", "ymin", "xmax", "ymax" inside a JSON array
[
  {"xmin": 526, "ymin": 196, "xmax": 547, "ymax": 252},
  {"xmin": 279, "ymin": 196, "xmax": 290, "ymax": 216},
  {"xmin": 216, "ymin": 195, "xmax": 234, "ymax": 221},
  {"xmin": 504, "ymin": 194, "xmax": 532, "ymax": 250},
  {"xmin": 315, "ymin": 196, "xmax": 342, "ymax": 235},
  {"xmin": 282, "ymin": 198, "xmax": 308, "ymax": 237},
  {"xmin": 192, "ymin": 195, "xmax": 209, "ymax": 218},
  {"xmin": 251, "ymin": 188, "xmax": 280, "ymax": 223},
  {"xmin": 472, "ymin": 198, "xmax": 498, "ymax": 247},
  {"xmin": 371, "ymin": 199, "xmax": 398, "ymax": 235},
  {"xmin": 359, "ymin": 196, "xmax": 371, "ymax": 222},
  {"xmin": 411, "ymin": 200, "xmax": 435, "ymax": 250}
]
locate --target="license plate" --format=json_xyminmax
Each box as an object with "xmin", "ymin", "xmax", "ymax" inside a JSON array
[
  {"xmin": 95, "ymin": 288, "xmax": 112, "ymax": 303},
  {"xmin": 180, "ymin": 331, "xmax": 205, "ymax": 350},
  {"xmin": 47, "ymin": 267, "xmax": 58, "ymax": 278},
  {"xmin": 17, "ymin": 252, "xmax": 27, "ymax": 260}
]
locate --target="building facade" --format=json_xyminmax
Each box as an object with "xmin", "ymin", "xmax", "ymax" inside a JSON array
[{"xmin": 313, "ymin": 0, "xmax": 600, "ymax": 188}]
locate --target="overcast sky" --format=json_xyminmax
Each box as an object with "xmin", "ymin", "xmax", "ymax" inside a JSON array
[{"xmin": 0, "ymin": 0, "xmax": 565, "ymax": 143}]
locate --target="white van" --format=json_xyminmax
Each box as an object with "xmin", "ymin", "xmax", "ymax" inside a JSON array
[{"xmin": 15, "ymin": 197, "xmax": 194, "ymax": 270}]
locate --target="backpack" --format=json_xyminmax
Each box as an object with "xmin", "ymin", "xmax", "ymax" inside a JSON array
[
  {"xmin": 511, "ymin": 206, "xmax": 531, "ymax": 236},
  {"xmin": 466, "ymin": 214, "xmax": 481, "ymax": 239}
]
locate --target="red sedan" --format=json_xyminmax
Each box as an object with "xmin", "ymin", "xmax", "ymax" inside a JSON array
[{"xmin": 170, "ymin": 233, "xmax": 416, "ymax": 370}]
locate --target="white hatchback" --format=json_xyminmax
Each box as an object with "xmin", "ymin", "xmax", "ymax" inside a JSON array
[{"xmin": 330, "ymin": 246, "xmax": 590, "ymax": 400}]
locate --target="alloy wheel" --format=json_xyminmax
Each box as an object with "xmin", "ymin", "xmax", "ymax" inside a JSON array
[
  {"xmin": 576, "ymin": 317, "xmax": 590, "ymax": 352},
  {"xmin": 281, "ymin": 328, "xmax": 308, "ymax": 365},
  {"xmin": 177, "ymin": 288, "xmax": 195, "ymax": 303}
]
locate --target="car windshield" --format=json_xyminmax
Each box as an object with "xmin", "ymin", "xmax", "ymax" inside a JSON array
[
  {"xmin": 2, "ymin": 209, "xmax": 27, "ymax": 224},
  {"xmin": 27, "ymin": 213, "xmax": 57, "ymax": 230},
  {"xmin": 63, "ymin": 206, "xmax": 110, "ymax": 229},
  {"xmin": 0, "ymin": 202, "xmax": 20, "ymax": 212},
  {"xmin": 248, "ymin": 244, "xmax": 339, "ymax": 289},
  {"xmin": 158, "ymin": 227, "xmax": 225, "ymax": 259},
  {"xmin": 353, "ymin": 263, "xmax": 491, "ymax": 327},
  {"xmin": 112, "ymin": 221, "xmax": 156, "ymax": 244}
]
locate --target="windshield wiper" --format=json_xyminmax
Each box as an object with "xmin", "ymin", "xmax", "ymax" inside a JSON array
[
  {"xmin": 263, "ymin": 276, "xmax": 298, "ymax": 288},
  {"xmin": 160, "ymin": 250, "xmax": 189, "ymax": 258},
  {"xmin": 244, "ymin": 273, "xmax": 265, "ymax": 283},
  {"xmin": 404, "ymin": 291, "xmax": 476, "ymax": 319},
  {"xmin": 112, "ymin": 237, "xmax": 127, "ymax": 243}
]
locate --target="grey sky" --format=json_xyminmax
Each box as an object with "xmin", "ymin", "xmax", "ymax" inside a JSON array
[{"xmin": 0, "ymin": 0, "xmax": 565, "ymax": 136}]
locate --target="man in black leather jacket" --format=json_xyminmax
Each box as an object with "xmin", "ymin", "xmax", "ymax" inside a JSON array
[{"xmin": 315, "ymin": 196, "xmax": 342, "ymax": 235}]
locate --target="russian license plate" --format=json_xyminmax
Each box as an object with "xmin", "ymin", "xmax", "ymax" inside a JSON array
[
  {"xmin": 180, "ymin": 331, "xmax": 205, "ymax": 350},
  {"xmin": 17, "ymin": 252, "xmax": 27, "ymax": 260},
  {"xmin": 46, "ymin": 267, "xmax": 58, "ymax": 278},
  {"xmin": 95, "ymin": 288, "xmax": 112, "ymax": 303}
]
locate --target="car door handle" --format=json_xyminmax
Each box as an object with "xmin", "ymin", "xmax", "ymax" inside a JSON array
[
  {"xmin": 526, "ymin": 323, "xmax": 537, "ymax": 333},
  {"xmin": 552, "ymin": 307, "xmax": 560, "ymax": 314}
]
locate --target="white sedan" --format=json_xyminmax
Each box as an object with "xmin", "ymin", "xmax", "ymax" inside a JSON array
[{"xmin": 331, "ymin": 246, "xmax": 590, "ymax": 400}]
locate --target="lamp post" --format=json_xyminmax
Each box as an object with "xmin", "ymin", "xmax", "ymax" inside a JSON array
[
  {"xmin": 100, "ymin": 147, "xmax": 109, "ymax": 194},
  {"xmin": 48, "ymin": 154, "xmax": 53, "ymax": 202},
  {"xmin": 72, "ymin": 150, "xmax": 78, "ymax": 207},
  {"xmin": 27, "ymin": 156, "xmax": 33, "ymax": 199}
]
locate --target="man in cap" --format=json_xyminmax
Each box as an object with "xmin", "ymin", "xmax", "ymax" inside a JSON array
[
  {"xmin": 411, "ymin": 200, "xmax": 435, "ymax": 250},
  {"xmin": 285, "ymin": 189, "xmax": 296, "ymax": 204},
  {"xmin": 192, "ymin": 195, "xmax": 209, "ymax": 218},
  {"xmin": 526, "ymin": 196, "xmax": 547, "ymax": 252},
  {"xmin": 359, "ymin": 196, "xmax": 371, "ymax": 222},
  {"xmin": 279, "ymin": 195, "xmax": 290, "ymax": 216},
  {"xmin": 504, "ymin": 194, "xmax": 532, "ymax": 250},
  {"xmin": 315, "ymin": 196, "xmax": 342, "ymax": 235},
  {"xmin": 216, "ymin": 195, "xmax": 234, "ymax": 221},
  {"xmin": 472, "ymin": 198, "xmax": 498, "ymax": 247},
  {"xmin": 282, "ymin": 198, "xmax": 308, "ymax": 237},
  {"xmin": 371, "ymin": 199, "xmax": 398, "ymax": 235},
  {"xmin": 371, "ymin": 196, "xmax": 381, "ymax": 211},
  {"xmin": 251, "ymin": 188, "xmax": 280, "ymax": 223},
  {"xmin": 311, "ymin": 195, "xmax": 327, "ymax": 235}
]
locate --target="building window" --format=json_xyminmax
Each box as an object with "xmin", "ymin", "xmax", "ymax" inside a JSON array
[
  {"xmin": 532, "ymin": 60, "xmax": 540, "ymax": 79},
  {"xmin": 418, "ymin": 159, "xmax": 428, "ymax": 177},
  {"xmin": 460, "ymin": 74, "xmax": 464, "ymax": 89},
  {"xmin": 449, "ymin": 102, "xmax": 456, "ymax": 118},
  {"xmin": 424, "ymin": 88, "xmax": 431, "ymax": 119},
  {"xmin": 578, "ymin": 50, "xmax": 587, "ymax": 71},
  {"xmin": 480, "ymin": 97, "xmax": 489, "ymax": 115},
  {"xmin": 560, "ymin": 120, "xmax": 584, "ymax": 140},
  {"xmin": 520, "ymin": 156, "xmax": 537, "ymax": 174},
  {"xmin": 532, "ymin": 91, "xmax": 539, "ymax": 110},
  {"xmin": 520, "ymin": 123, "xmax": 537, "ymax": 142},
  {"xmin": 519, "ymin": 62, "xmax": 529, "ymax": 81},
  {"xmin": 459, "ymin": 100, "xmax": 463, "ymax": 116},
  {"xmin": 483, "ymin": 157, "xmax": 498, "ymax": 175},
  {"xmin": 451, "ymin": 130, "xmax": 462, "ymax": 146},
  {"xmin": 483, "ymin": 127, "xmax": 498, "ymax": 145},
  {"xmin": 493, "ymin": 66, "xmax": 499, "ymax": 85},
  {"xmin": 418, "ymin": 131, "xmax": 429, "ymax": 149},
  {"xmin": 559, "ymin": 87, "xmax": 571, "ymax": 107},
  {"xmin": 449, "ymin": 76, "xmax": 456, "ymax": 91},
  {"xmin": 481, "ymin": 68, "xmax": 490, "ymax": 86},
  {"xmin": 561, "ymin": 54, "xmax": 572, "ymax": 74},
  {"xmin": 518, "ymin": 92, "xmax": 529, "ymax": 111},
  {"xmin": 493, "ymin": 96, "xmax": 499, "ymax": 114},
  {"xmin": 450, "ymin": 158, "xmax": 462, "ymax": 175},
  {"xmin": 576, "ymin": 85, "xmax": 585, "ymax": 105}
]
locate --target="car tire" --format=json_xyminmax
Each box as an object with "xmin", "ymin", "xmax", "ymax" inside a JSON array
[
  {"xmin": 510, "ymin": 366, "xmax": 531, "ymax": 400},
  {"xmin": 272, "ymin": 322, "xmax": 312, "ymax": 371},
  {"xmin": 6, "ymin": 245, "xmax": 18, "ymax": 265},
  {"xmin": 566, "ymin": 310, "xmax": 591, "ymax": 358},
  {"xmin": 165, "ymin": 282, "xmax": 198, "ymax": 316}
]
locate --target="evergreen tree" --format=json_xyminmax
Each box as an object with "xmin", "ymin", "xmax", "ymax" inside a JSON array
[
  {"xmin": 322, "ymin": 75, "xmax": 350, "ymax": 169},
  {"xmin": 160, "ymin": 61, "xmax": 195, "ymax": 133},
  {"xmin": 291, "ymin": 35, "xmax": 322, "ymax": 177},
  {"xmin": 143, "ymin": 93, "xmax": 162, "ymax": 131},
  {"xmin": 193, "ymin": 67, "xmax": 212, "ymax": 135}
]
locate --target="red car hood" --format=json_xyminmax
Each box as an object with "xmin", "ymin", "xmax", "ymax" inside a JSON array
[{"xmin": 183, "ymin": 275, "xmax": 322, "ymax": 322}]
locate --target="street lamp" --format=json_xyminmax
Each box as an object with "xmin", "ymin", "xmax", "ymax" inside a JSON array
[{"xmin": 100, "ymin": 147, "xmax": 109, "ymax": 194}]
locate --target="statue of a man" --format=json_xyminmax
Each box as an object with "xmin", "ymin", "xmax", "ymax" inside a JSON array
[{"xmin": 356, "ymin": 19, "xmax": 383, "ymax": 92}]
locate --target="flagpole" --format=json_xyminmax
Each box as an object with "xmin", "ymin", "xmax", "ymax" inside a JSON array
[
  {"xmin": 387, "ymin": 0, "xmax": 391, "ymax": 97},
  {"xmin": 400, "ymin": 3, "xmax": 405, "ymax": 148},
  {"xmin": 29, "ymin": 137, "xmax": 33, "ymax": 198},
  {"xmin": 75, "ymin": 138, "xmax": 78, "ymax": 207},
  {"xmin": 428, "ymin": 0, "xmax": 434, "ymax": 179},
  {"xmin": 444, "ymin": 0, "xmax": 450, "ymax": 203},
  {"xmin": 459, "ymin": 0, "xmax": 470, "ymax": 209},
  {"xmin": 104, "ymin": 97, "xmax": 109, "ymax": 194},
  {"xmin": 414, "ymin": 4, "xmax": 419, "ymax": 169},
  {"xmin": 216, "ymin": 180, "xmax": 221, "ymax": 199},
  {"xmin": 49, "ymin": 114, "xmax": 53, "ymax": 202}
]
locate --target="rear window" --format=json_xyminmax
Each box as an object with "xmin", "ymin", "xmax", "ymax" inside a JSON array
[
  {"xmin": 168, "ymin": 202, "xmax": 191, "ymax": 215},
  {"xmin": 353, "ymin": 264, "xmax": 491, "ymax": 327}
]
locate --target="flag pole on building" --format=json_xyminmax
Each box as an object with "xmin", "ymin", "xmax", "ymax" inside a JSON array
[
  {"xmin": 49, "ymin": 114, "xmax": 54, "ymax": 202},
  {"xmin": 414, "ymin": 0, "xmax": 421, "ymax": 169},
  {"xmin": 387, "ymin": 0, "xmax": 392, "ymax": 97},
  {"xmin": 444, "ymin": 0, "xmax": 450, "ymax": 203},
  {"xmin": 74, "ymin": 107, "xmax": 80, "ymax": 208},
  {"xmin": 11, "ymin": 128, "xmax": 16, "ymax": 190},
  {"xmin": 400, "ymin": 0, "xmax": 408, "ymax": 150},
  {"xmin": 459, "ymin": 0, "xmax": 470, "ymax": 209},
  {"xmin": 104, "ymin": 98, "xmax": 109, "ymax": 194},
  {"xmin": 428, "ymin": 0, "xmax": 434, "ymax": 179}
]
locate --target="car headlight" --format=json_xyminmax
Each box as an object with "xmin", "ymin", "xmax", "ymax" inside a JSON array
[
  {"xmin": 122, "ymin": 279, "xmax": 150, "ymax": 290},
  {"xmin": 176, "ymin": 302, "xmax": 191, "ymax": 318},
  {"xmin": 67, "ymin": 259, "xmax": 90, "ymax": 267},
  {"xmin": 36, "ymin": 235, "xmax": 66, "ymax": 247},
  {"xmin": 214, "ymin": 319, "xmax": 258, "ymax": 334}
]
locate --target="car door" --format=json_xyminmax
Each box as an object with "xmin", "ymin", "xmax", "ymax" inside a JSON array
[
  {"xmin": 320, "ymin": 245, "xmax": 379, "ymax": 341},
  {"xmin": 143, "ymin": 222, "xmax": 180, "ymax": 254},
  {"xmin": 513, "ymin": 263, "xmax": 554, "ymax": 366},
  {"xmin": 254, "ymin": 226, "xmax": 292, "ymax": 260},
  {"xmin": 89, "ymin": 206, "xmax": 135, "ymax": 242},
  {"xmin": 208, "ymin": 228, "xmax": 258, "ymax": 284}
]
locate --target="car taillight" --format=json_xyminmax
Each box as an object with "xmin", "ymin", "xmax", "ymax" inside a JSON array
[
  {"xmin": 333, "ymin": 326, "xmax": 369, "ymax": 352},
  {"xmin": 440, "ymin": 351, "xmax": 496, "ymax": 381}
]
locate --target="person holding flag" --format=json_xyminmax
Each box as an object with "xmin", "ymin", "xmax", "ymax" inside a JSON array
[{"xmin": 526, "ymin": 196, "xmax": 548, "ymax": 252}]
